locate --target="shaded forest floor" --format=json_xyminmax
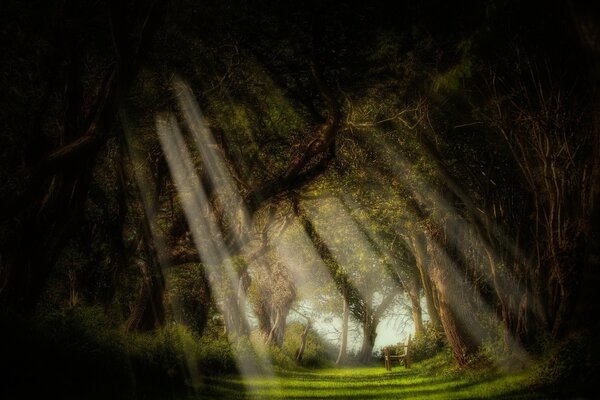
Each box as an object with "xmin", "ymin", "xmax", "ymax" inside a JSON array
[{"xmin": 195, "ymin": 355, "xmax": 545, "ymax": 399}]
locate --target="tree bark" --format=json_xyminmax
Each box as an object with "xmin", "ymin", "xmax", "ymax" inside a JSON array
[
  {"xmin": 336, "ymin": 291, "xmax": 350, "ymax": 365},
  {"xmin": 125, "ymin": 205, "xmax": 165, "ymax": 332},
  {"xmin": 358, "ymin": 313, "xmax": 377, "ymax": 364},
  {"xmin": 296, "ymin": 321, "xmax": 312, "ymax": 361},
  {"xmin": 410, "ymin": 233, "xmax": 442, "ymax": 331},
  {"xmin": 222, "ymin": 283, "xmax": 251, "ymax": 338},
  {"xmin": 357, "ymin": 290, "xmax": 398, "ymax": 364},
  {"xmin": 126, "ymin": 268, "xmax": 165, "ymax": 332},
  {"xmin": 266, "ymin": 305, "xmax": 291, "ymax": 347},
  {"xmin": 428, "ymin": 242, "xmax": 481, "ymax": 367},
  {"xmin": 406, "ymin": 275, "xmax": 424, "ymax": 337}
]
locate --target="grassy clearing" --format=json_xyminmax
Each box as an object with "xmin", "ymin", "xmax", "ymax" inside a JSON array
[{"xmin": 193, "ymin": 354, "xmax": 543, "ymax": 399}]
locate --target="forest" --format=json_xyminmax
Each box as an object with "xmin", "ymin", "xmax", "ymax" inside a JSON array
[{"xmin": 1, "ymin": 0, "xmax": 599, "ymax": 399}]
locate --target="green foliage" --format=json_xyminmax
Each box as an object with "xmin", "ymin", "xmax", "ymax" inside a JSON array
[
  {"xmin": 430, "ymin": 39, "xmax": 474, "ymax": 94},
  {"xmin": 409, "ymin": 323, "xmax": 447, "ymax": 362},
  {"xmin": 194, "ymin": 334, "xmax": 237, "ymax": 374},
  {"xmin": 41, "ymin": 307, "xmax": 200, "ymax": 374},
  {"xmin": 281, "ymin": 322, "xmax": 336, "ymax": 369},
  {"xmin": 1, "ymin": 306, "xmax": 178, "ymax": 399},
  {"xmin": 432, "ymin": 59, "xmax": 472, "ymax": 93},
  {"xmin": 0, "ymin": 305, "xmax": 247, "ymax": 399},
  {"xmin": 528, "ymin": 332, "xmax": 599, "ymax": 397},
  {"xmin": 167, "ymin": 263, "xmax": 211, "ymax": 334},
  {"xmin": 268, "ymin": 342, "xmax": 299, "ymax": 371},
  {"xmin": 473, "ymin": 327, "xmax": 528, "ymax": 372}
]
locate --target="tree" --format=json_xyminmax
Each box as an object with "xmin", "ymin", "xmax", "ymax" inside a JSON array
[
  {"xmin": 249, "ymin": 257, "xmax": 296, "ymax": 346},
  {"xmin": 0, "ymin": 0, "xmax": 166, "ymax": 311}
]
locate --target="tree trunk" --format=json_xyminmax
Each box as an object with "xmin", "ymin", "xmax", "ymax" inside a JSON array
[
  {"xmin": 406, "ymin": 275, "xmax": 424, "ymax": 337},
  {"xmin": 484, "ymin": 247, "xmax": 518, "ymax": 352},
  {"xmin": 357, "ymin": 295, "xmax": 378, "ymax": 364},
  {"xmin": 256, "ymin": 296, "xmax": 272, "ymax": 339},
  {"xmin": 411, "ymin": 233, "xmax": 442, "ymax": 331},
  {"xmin": 358, "ymin": 316, "xmax": 377, "ymax": 364},
  {"xmin": 429, "ymin": 250, "xmax": 481, "ymax": 367},
  {"xmin": 336, "ymin": 292, "xmax": 349, "ymax": 365},
  {"xmin": 0, "ymin": 165, "xmax": 94, "ymax": 311},
  {"xmin": 296, "ymin": 321, "xmax": 311, "ymax": 361},
  {"xmin": 259, "ymin": 281, "xmax": 293, "ymax": 347},
  {"xmin": 126, "ymin": 265, "xmax": 165, "ymax": 332},
  {"xmin": 222, "ymin": 289, "xmax": 251, "ymax": 338},
  {"xmin": 266, "ymin": 307, "xmax": 287, "ymax": 347}
]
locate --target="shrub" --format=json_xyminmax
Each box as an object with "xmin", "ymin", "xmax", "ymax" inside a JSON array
[
  {"xmin": 409, "ymin": 323, "xmax": 446, "ymax": 362},
  {"xmin": 528, "ymin": 332, "xmax": 599, "ymax": 397},
  {"xmin": 166, "ymin": 264, "xmax": 211, "ymax": 335},
  {"xmin": 196, "ymin": 334, "xmax": 238, "ymax": 374},
  {"xmin": 268, "ymin": 342, "xmax": 298, "ymax": 371},
  {"xmin": 281, "ymin": 322, "xmax": 336, "ymax": 369},
  {"xmin": 0, "ymin": 305, "xmax": 242, "ymax": 399}
]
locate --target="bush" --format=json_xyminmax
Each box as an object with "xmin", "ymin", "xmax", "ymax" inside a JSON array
[
  {"xmin": 267, "ymin": 342, "xmax": 298, "ymax": 371},
  {"xmin": 0, "ymin": 305, "xmax": 243, "ymax": 399},
  {"xmin": 166, "ymin": 264, "xmax": 211, "ymax": 335},
  {"xmin": 281, "ymin": 322, "xmax": 336, "ymax": 369},
  {"xmin": 409, "ymin": 323, "xmax": 446, "ymax": 362},
  {"xmin": 528, "ymin": 332, "xmax": 599, "ymax": 397},
  {"xmin": 196, "ymin": 334, "xmax": 237, "ymax": 374},
  {"xmin": 1, "ymin": 306, "xmax": 153, "ymax": 399}
]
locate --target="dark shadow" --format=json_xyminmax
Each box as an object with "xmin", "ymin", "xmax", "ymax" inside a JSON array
[{"xmin": 0, "ymin": 310, "xmax": 191, "ymax": 400}]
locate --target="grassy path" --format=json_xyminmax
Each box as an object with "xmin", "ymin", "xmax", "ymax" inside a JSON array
[{"xmin": 195, "ymin": 357, "xmax": 542, "ymax": 399}]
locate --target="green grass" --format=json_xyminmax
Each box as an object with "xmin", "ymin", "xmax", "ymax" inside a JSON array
[{"xmin": 192, "ymin": 354, "xmax": 543, "ymax": 399}]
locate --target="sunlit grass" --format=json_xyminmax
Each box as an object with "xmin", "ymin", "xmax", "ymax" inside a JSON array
[{"xmin": 193, "ymin": 354, "xmax": 541, "ymax": 399}]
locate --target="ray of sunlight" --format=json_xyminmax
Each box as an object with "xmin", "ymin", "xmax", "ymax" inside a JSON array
[{"xmin": 155, "ymin": 112, "xmax": 276, "ymax": 387}]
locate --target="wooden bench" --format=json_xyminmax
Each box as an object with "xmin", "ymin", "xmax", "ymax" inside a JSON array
[{"xmin": 384, "ymin": 334, "xmax": 411, "ymax": 371}]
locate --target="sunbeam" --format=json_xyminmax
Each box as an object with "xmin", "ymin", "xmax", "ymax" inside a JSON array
[
  {"xmin": 122, "ymin": 120, "xmax": 203, "ymax": 393},
  {"xmin": 272, "ymin": 216, "xmax": 334, "ymax": 300},
  {"xmin": 363, "ymin": 126, "xmax": 533, "ymax": 364},
  {"xmin": 304, "ymin": 196, "xmax": 393, "ymax": 302},
  {"xmin": 155, "ymin": 112, "xmax": 275, "ymax": 386},
  {"xmin": 173, "ymin": 77, "xmax": 251, "ymax": 250}
]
